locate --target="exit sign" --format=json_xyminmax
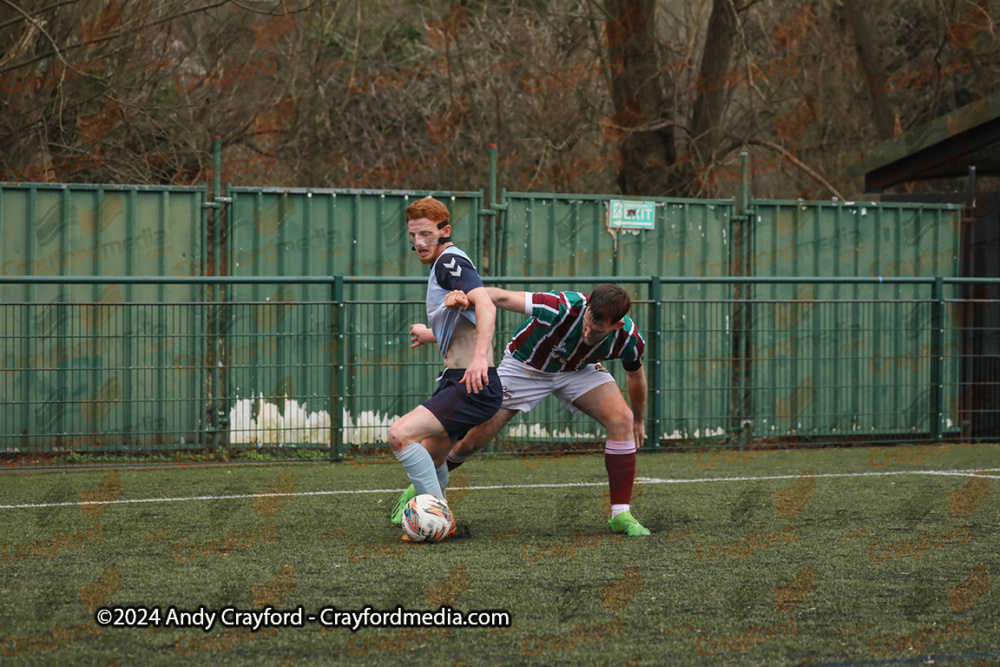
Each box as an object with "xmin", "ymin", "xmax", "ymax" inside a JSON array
[{"xmin": 608, "ymin": 200, "xmax": 655, "ymax": 229}]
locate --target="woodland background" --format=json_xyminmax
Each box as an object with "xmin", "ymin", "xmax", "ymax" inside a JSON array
[{"xmin": 0, "ymin": 0, "xmax": 997, "ymax": 200}]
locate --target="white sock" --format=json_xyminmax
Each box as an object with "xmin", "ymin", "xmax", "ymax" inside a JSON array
[
  {"xmin": 436, "ymin": 461, "xmax": 449, "ymax": 492},
  {"xmin": 393, "ymin": 442, "xmax": 444, "ymax": 500},
  {"xmin": 611, "ymin": 504, "xmax": 630, "ymax": 519}
]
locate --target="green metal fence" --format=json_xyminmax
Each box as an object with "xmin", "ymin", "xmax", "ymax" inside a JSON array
[
  {"xmin": 1, "ymin": 275, "xmax": 993, "ymax": 469},
  {"xmin": 0, "ymin": 150, "xmax": 982, "ymax": 468},
  {"xmin": 486, "ymin": 192, "xmax": 966, "ymax": 446},
  {"xmin": 0, "ymin": 185, "xmax": 210, "ymax": 461},
  {"xmin": 744, "ymin": 201, "xmax": 964, "ymax": 440}
]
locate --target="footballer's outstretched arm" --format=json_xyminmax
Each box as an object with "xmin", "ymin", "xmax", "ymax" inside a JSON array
[
  {"xmin": 625, "ymin": 365, "xmax": 648, "ymax": 449},
  {"xmin": 444, "ymin": 287, "xmax": 527, "ymax": 314},
  {"xmin": 484, "ymin": 287, "xmax": 527, "ymax": 314}
]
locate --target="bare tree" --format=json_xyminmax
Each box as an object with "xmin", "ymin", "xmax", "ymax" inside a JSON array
[{"xmin": 0, "ymin": 0, "xmax": 994, "ymax": 198}]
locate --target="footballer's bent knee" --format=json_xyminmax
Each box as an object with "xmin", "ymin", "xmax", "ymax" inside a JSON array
[
  {"xmin": 606, "ymin": 409, "xmax": 634, "ymax": 440},
  {"xmin": 387, "ymin": 423, "xmax": 410, "ymax": 452}
]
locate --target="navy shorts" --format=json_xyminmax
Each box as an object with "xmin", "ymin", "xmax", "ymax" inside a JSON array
[{"xmin": 423, "ymin": 368, "xmax": 503, "ymax": 442}]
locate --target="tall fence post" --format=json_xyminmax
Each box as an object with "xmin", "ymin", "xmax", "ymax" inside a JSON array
[
  {"xmin": 212, "ymin": 137, "xmax": 223, "ymax": 455},
  {"xmin": 201, "ymin": 191, "xmax": 220, "ymax": 451},
  {"xmin": 485, "ymin": 144, "xmax": 497, "ymax": 275},
  {"xmin": 482, "ymin": 144, "xmax": 509, "ymax": 275},
  {"xmin": 649, "ymin": 276, "xmax": 661, "ymax": 450},
  {"xmin": 333, "ymin": 275, "xmax": 345, "ymax": 461},
  {"xmin": 735, "ymin": 152, "xmax": 752, "ymax": 452},
  {"xmin": 931, "ymin": 276, "xmax": 944, "ymax": 441}
]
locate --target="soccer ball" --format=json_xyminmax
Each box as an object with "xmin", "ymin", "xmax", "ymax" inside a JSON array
[{"xmin": 401, "ymin": 494, "xmax": 455, "ymax": 542}]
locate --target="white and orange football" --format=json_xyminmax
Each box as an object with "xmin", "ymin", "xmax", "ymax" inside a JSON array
[{"xmin": 402, "ymin": 494, "xmax": 455, "ymax": 542}]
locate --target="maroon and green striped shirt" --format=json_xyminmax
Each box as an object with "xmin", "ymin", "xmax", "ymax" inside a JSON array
[{"xmin": 507, "ymin": 291, "xmax": 645, "ymax": 372}]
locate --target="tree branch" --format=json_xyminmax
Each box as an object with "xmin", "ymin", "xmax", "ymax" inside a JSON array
[
  {"xmin": 0, "ymin": 16, "xmax": 43, "ymax": 69},
  {"xmin": 0, "ymin": 0, "xmax": 66, "ymax": 66},
  {"xmin": 740, "ymin": 138, "xmax": 846, "ymax": 199}
]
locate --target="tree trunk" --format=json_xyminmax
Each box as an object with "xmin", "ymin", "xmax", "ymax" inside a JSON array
[
  {"xmin": 690, "ymin": 0, "xmax": 738, "ymax": 163},
  {"xmin": 844, "ymin": 0, "xmax": 895, "ymax": 141},
  {"xmin": 602, "ymin": 0, "xmax": 676, "ymax": 195}
]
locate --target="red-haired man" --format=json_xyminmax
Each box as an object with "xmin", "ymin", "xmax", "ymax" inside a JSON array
[{"xmin": 387, "ymin": 197, "xmax": 502, "ymax": 539}]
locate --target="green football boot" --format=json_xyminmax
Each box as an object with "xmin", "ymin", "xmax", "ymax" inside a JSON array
[
  {"xmin": 391, "ymin": 484, "xmax": 418, "ymax": 526},
  {"xmin": 609, "ymin": 510, "xmax": 651, "ymax": 536}
]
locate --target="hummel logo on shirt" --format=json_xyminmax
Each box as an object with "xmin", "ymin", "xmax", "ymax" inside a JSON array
[{"xmin": 443, "ymin": 257, "xmax": 462, "ymax": 277}]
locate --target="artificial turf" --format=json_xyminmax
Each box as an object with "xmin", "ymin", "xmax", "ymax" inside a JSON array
[{"xmin": 1, "ymin": 443, "xmax": 998, "ymax": 666}]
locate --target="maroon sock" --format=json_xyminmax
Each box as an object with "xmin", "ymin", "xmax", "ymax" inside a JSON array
[
  {"xmin": 446, "ymin": 451, "xmax": 466, "ymax": 471},
  {"xmin": 605, "ymin": 451, "xmax": 637, "ymax": 505}
]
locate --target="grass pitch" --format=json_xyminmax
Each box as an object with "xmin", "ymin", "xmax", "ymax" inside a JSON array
[{"xmin": 1, "ymin": 444, "xmax": 999, "ymax": 666}]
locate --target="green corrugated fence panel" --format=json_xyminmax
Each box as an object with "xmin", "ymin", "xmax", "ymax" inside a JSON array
[
  {"xmin": 497, "ymin": 194, "xmax": 737, "ymax": 445},
  {"xmin": 0, "ymin": 183, "xmax": 207, "ymax": 453},
  {"xmin": 226, "ymin": 188, "xmax": 484, "ymax": 444},
  {"xmin": 497, "ymin": 194, "xmax": 731, "ymax": 278},
  {"xmin": 228, "ymin": 188, "xmax": 483, "ymax": 284},
  {"xmin": 1, "ymin": 184, "xmax": 205, "ymax": 280},
  {"xmin": 747, "ymin": 200, "xmax": 965, "ymax": 439}
]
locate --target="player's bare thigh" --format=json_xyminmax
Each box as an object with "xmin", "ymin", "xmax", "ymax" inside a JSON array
[
  {"xmin": 572, "ymin": 383, "xmax": 634, "ymax": 441},
  {"xmin": 451, "ymin": 407, "xmax": 519, "ymax": 458},
  {"xmin": 388, "ymin": 405, "xmax": 448, "ymax": 454}
]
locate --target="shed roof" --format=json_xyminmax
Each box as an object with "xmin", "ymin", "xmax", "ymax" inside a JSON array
[{"xmin": 853, "ymin": 91, "xmax": 1000, "ymax": 192}]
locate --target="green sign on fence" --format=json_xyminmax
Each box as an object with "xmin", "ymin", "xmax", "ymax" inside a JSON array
[{"xmin": 608, "ymin": 200, "xmax": 656, "ymax": 229}]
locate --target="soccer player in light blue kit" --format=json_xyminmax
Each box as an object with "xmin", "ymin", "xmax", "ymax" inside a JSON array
[{"xmin": 387, "ymin": 197, "xmax": 503, "ymax": 540}]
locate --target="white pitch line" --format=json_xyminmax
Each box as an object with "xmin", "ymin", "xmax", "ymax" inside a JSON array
[
  {"xmin": 635, "ymin": 467, "xmax": 1000, "ymax": 484},
  {"xmin": 912, "ymin": 470, "xmax": 1000, "ymax": 478},
  {"xmin": 1, "ymin": 484, "xmax": 606, "ymax": 510},
  {"xmin": 0, "ymin": 467, "xmax": 997, "ymax": 511}
]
